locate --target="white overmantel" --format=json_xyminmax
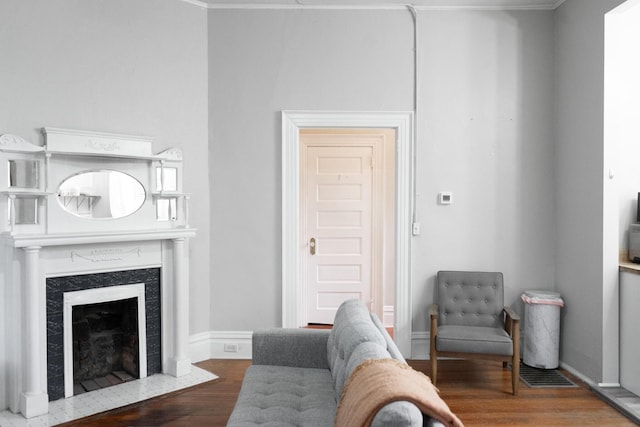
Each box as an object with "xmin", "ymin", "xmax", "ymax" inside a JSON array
[{"xmin": 0, "ymin": 128, "xmax": 195, "ymax": 419}]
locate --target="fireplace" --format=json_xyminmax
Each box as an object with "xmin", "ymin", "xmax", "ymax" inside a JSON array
[
  {"xmin": 3, "ymin": 237, "xmax": 193, "ymax": 419},
  {"xmin": 46, "ymin": 269, "xmax": 162, "ymax": 401},
  {"xmin": 0, "ymin": 128, "xmax": 195, "ymax": 419}
]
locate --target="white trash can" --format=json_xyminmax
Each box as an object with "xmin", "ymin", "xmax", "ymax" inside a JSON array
[{"xmin": 521, "ymin": 290, "xmax": 564, "ymax": 369}]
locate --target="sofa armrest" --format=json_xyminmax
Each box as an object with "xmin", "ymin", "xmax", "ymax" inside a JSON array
[{"xmin": 252, "ymin": 328, "xmax": 330, "ymax": 369}]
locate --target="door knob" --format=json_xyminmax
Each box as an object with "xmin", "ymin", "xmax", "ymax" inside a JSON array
[{"xmin": 310, "ymin": 237, "xmax": 316, "ymax": 255}]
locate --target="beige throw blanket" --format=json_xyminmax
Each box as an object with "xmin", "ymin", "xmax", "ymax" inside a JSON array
[{"xmin": 335, "ymin": 359, "xmax": 464, "ymax": 427}]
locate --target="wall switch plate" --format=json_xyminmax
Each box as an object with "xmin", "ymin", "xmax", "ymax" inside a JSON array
[
  {"xmin": 439, "ymin": 192, "xmax": 453, "ymax": 205},
  {"xmin": 412, "ymin": 222, "xmax": 421, "ymax": 236}
]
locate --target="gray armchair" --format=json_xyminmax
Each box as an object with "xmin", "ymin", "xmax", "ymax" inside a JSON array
[{"xmin": 429, "ymin": 271, "xmax": 520, "ymax": 395}]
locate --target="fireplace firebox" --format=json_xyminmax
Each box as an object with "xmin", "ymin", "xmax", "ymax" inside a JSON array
[{"xmin": 72, "ymin": 298, "xmax": 139, "ymax": 392}]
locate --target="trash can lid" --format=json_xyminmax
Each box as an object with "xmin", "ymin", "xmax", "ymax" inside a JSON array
[{"xmin": 521, "ymin": 290, "xmax": 564, "ymax": 306}]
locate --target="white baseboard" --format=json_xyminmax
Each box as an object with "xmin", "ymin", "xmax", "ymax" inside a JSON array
[
  {"xmin": 411, "ymin": 331, "xmax": 430, "ymax": 359},
  {"xmin": 597, "ymin": 382, "xmax": 622, "ymax": 388},
  {"xmin": 559, "ymin": 361, "xmax": 614, "ymax": 388},
  {"xmin": 189, "ymin": 331, "xmax": 214, "ymax": 362},
  {"xmin": 191, "ymin": 330, "xmax": 572, "ymax": 369},
  {"xmin": 189, "ymin": 331, "xmax": 253, "ymax": 361},
  {"xmin": 190, "ymin": 330, "xmax": 435, "ymax": 361}
]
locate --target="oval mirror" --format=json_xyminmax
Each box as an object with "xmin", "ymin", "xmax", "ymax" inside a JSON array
[{"xmin": 57, "ymin": 170, "xmax": 146, "ymax": 219}]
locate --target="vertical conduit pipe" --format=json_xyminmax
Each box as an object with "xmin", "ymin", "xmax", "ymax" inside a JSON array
[{"xmin": 407, "ymin": 5, "xmax": 419, "ymax": 231}]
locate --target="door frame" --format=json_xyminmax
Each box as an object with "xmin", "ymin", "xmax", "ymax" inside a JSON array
[{"xmin": 282, "ymin": 110, "xmax": 413, "ymax": 356}]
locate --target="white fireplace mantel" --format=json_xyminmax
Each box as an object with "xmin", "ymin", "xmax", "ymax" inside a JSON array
[
  {"xmin": 7, "ymin": 232, "xmax": 195, "ymax": 418},
  {"xmin": 0, "ymin": 129, "xmax": 196, "ymax": 419},
  {"xmin": 6, "ymin": 228, "xmax": 196, "ymax": 248}
]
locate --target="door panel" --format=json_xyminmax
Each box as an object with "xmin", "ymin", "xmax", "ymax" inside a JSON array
[{"xmin": 304, "ymin": 145, "xmax": 373, "ymax": 324}]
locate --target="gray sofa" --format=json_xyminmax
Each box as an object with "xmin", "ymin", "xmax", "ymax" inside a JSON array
[{"xmin": 227, "ymin": 299, "xmax": 447, "ymax": 426}]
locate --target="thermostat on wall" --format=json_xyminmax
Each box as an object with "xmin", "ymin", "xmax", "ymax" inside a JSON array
[{"xmin": 439, "ymin": 192, "xmax": 453, "ymax": 205}]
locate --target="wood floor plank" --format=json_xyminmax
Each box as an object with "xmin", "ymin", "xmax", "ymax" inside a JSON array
[
  {"xmin": 56, "ymin": 358, "xmax": 635, "ymax": 426},
  {"xmin": 410, "ymin": 359, "xmax": 635, "ymax": 426}
]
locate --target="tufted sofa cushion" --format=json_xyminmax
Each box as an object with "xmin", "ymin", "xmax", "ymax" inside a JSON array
[
  {"xmin": 327, "ymin": 300, "xmax": 425, "ymax": 427},
  {"xmin": 437, "ymin": 270, "xmax": 504, "ymax": 328},
  {"xmin": 226, "ymin": 365, "xmax": 336, "ymax": 426},
  {"xmin": 327, "ymin": 299, "xmax": 387, "ymax": 399}
]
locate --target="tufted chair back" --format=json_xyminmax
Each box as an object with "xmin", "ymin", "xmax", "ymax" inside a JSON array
[{"xmin": 436, "ymin": 270, "xmax": 504, "ymax": 329}]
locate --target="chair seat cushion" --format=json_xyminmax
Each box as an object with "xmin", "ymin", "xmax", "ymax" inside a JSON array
[{"xmin": 436, "ymin": 325, "xmax": 513, "ymax": 356}]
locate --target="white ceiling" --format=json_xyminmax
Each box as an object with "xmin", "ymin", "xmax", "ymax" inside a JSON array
[{"xmin": 192, "ymin": 0, "xmax": 565, "ymax": 9}]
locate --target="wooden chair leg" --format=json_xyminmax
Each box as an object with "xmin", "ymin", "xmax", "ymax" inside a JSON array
[
  {"xmin": 430, "ymin": 335, "xmax": 438, "ymax": 385},
  {"xmin": 429, "ymin": 313, "xmax": 438, "ymax": 385},
  {"xmin": 512, "ymin": 354, "xmax": 519, "ymax": 395},
  {"xmin": 512, "ymin": 319, "xmax": 520, "ymax": 395},
  {"xmin": 430, "ymin": 353, "xmax": 438, "ymax": 385}
]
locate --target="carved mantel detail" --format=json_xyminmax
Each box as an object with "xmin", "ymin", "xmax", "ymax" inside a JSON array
[
  {"xmin": 70, "ymin": 247, "xmax": 141, "ymax": 263},
  {"xmin": 0, "ymin": 134, "xmax": 44, "ymax": 152}
]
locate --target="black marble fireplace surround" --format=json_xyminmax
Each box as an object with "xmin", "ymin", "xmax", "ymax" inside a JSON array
[{"xmin": 46, "ymin": 268, "xmax": 162, "ymax": 401}]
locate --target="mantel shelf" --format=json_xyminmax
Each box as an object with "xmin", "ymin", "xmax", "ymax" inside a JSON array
[
  {"xmin": 2, "ymin": 228, "xmax": 197, "ymax": 248},
  {"xmin": 151, "ymin": 192, "xmax": 191, "ymax": 197},
  {"xmin": 0, "ymin": 189, "xmax": 53, "ymax": 197},
  {"xmin": 45, "ymin": 149, "xmax": 183, "ymax": 162},
  {"xmin": 46, "ymin": 150, "xmax": 158, "ymax": 161}
]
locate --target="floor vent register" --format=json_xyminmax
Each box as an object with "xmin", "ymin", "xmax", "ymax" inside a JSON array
[{"xmin": 519, "ymin": 362, "xmax": 577, "ymax": 388}]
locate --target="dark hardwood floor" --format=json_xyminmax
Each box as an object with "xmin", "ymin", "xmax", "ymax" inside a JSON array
[{"xmin": 57, "ymin": 359, "xmax": 636, "ymax": 426}]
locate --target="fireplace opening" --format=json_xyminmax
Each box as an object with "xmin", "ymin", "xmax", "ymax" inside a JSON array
[
  {"xmin": 47, "ymin": 268, "xmax": 162, "ymax": 401},
  {"xmin": 72, "ymin": 297, "xmax": 139, "ymax": 395}
]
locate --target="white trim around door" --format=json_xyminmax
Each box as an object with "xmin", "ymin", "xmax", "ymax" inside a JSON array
[{"xmin": 282, "ymin": 110, "xmax": 414, "ymax": 356}]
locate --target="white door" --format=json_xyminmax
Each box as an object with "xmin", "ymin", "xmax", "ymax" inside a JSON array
[{"xmin": 301, "ymin": 129, "xmax": 389, "ymax": 325}]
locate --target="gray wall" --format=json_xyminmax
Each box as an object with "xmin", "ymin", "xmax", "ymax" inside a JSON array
[
  {"xmin": 555, "ymin": 0, "xmax": 626, "ymax": 383},
  {"xmin": 413, "ymin": 10, "xmax": 555, "ymax": 331},
  {"xmin": 208, "ymin": 8, "xmax": 556, "ymax": 338},
  {"xmin": 208, "ymin": 9, "xmax": 414, "ymax": 330},
  {"xmin": 0, "ymin": 0, "xmax": 211, "ymax": 335}
]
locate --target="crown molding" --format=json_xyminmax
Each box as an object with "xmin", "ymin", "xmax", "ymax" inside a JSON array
[
  {"xmin": 190, "ymin": 0, "xmax": 564, "ymax": 10},
  {"xmin": 179, "ymin": 0, "xmax": 209, "ymax": 8}
]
